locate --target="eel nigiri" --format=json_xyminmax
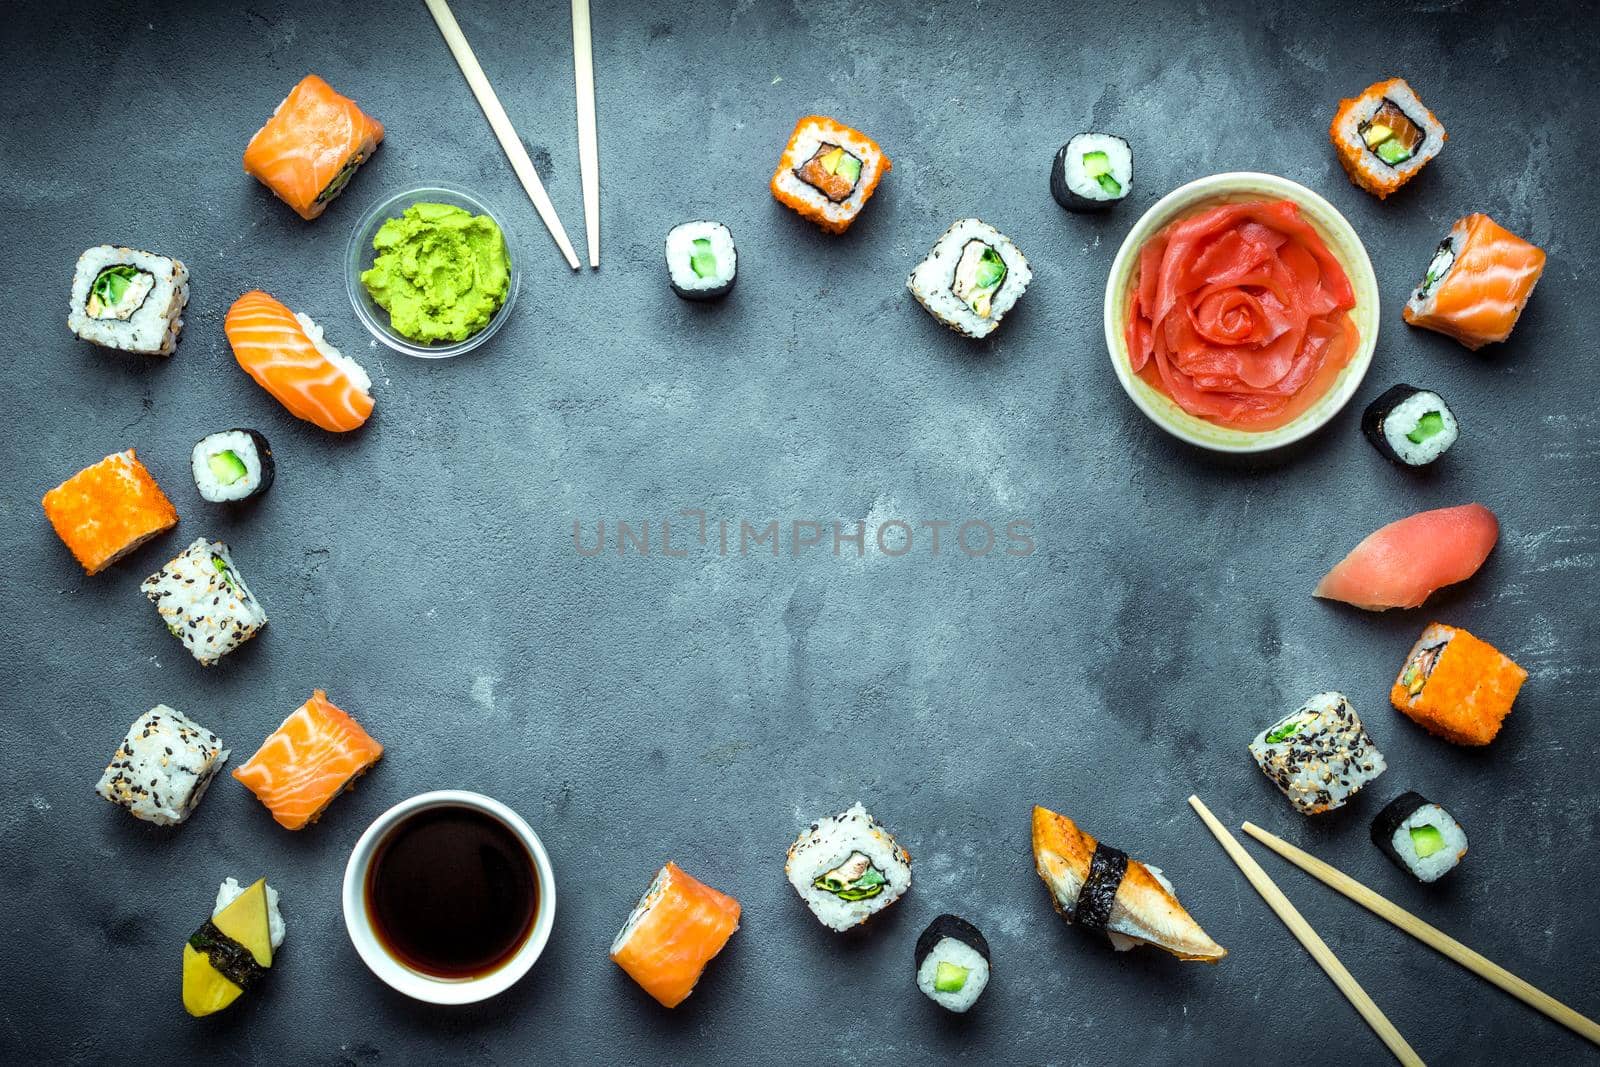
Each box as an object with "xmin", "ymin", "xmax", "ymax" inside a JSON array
[
  {"xmin": 1031, "ymin": 806, "xmax": 1226, "ymax": 962},
  {"xmin": 243, "ymin": 74, "xmax": 383, "ymax": 221},
  {"xmin": 1403, "ymin": 214, "xmax": 1545, "ymax": 350},
  {"xmin": 225, "ymin": 291, "xmax": 373, "ymax": 433},
  {"xmin": 1314, "ymin": 503, "xmax": 1498, "ymax": 611},
  {"xmin": 232, "ymin": 690, "xmax": 383, "ymax": 830},
  {"xmin": 610, "ymin": 862, "xmax": 741, "ymax": 1008}
]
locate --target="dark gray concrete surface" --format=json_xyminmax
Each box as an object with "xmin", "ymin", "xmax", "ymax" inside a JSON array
[{"xmin": 2, "ymin": 1, "xmax": 1597, "ymax": 1063}]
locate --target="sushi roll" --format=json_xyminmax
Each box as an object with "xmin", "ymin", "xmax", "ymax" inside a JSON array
[
  {"xmin": 1390, "ymin": 622, "xmax": 1526, "ymax": 746},
  {"xmin": 95, "ymin": 705, "xmax": 229, "ymax": 826},
  {"xmin": 41, "ymin": 448, "xmax": 179, "ymax": 575},
  {"xmin": 142, "ymin": 538, "xmax": 268, "ymax": 665},
  {"xmin": 770, "ymin": 115, "xmax": 891, "ymax": 234},
  {"xmin": 665, "ymin": 221, "xmax": 737, "ymax": 301},
  {"xmin": 907, "ymin": 219, "xmax": 1033, "ymax": 339},
  {"xmin": 243, "ymin": 74, "xmax": 383, "ymax": 221},
  {"xmin": 1249, "ymin": 692, "xmax": 1387, "ymax": 815},
  {"xmin": 225, "ymin": 291, "xmax": 373, "ymax": 433},
  {"xmin": 914, "ymin": 915, "xmax": 991, "ymax": 1013},
  {"xmin": 1370, "ymin": 791, "xmax": 1467, "ymax": 883},
  {"xmin": 785, "ymin": 802, "xmax": 911, "ymax": 931},
  {"xmin": 192, "ymin": 429, "xmax": 275, "ymax": 503},
  {"xmin": 1403, "ymin": 214, "xmax": 1546, "ymax": 350},
  {"xmin": 183, "ymin": 877, "xmax": 284, "ymax": 1017},
  {"xmin": 610, "ymin": 862, "xmax": 741, "ymax": 1008},
  {"xmin": 1361, "ymin": 385, "xmax": 1458, "ymax": 467},
  {"xmin": 67, "ymin": 245, "xmax": 189, "ymax": 356},
  {"xmin": 1050, "ymin": 133, "xmax": 1132, "ymax": 212},
  {"xmin": 233, "ymin": 690, "xmax": 384, "ymax": 830},
  {"xmin": 1329, "ymin": 77, "xmax": 1445, "ymax": 199}
]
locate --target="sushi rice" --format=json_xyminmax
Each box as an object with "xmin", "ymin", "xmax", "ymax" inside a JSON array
[{"xmin": 914, "ymin": 914, "xmax": 991, "ymax": 1013}]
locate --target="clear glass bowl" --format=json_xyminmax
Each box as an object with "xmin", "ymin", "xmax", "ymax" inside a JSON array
[{"xmin": 345, "ymin": 183, "xmax": 520, "ymax": 359}]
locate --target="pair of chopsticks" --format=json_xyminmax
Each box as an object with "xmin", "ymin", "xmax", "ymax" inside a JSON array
[
  {"xmin": 423, "ymin": 0, "xmax": 602, "ymax": 271},
  {"xmin": 1189, "ymin": 796, "xmax": 1600, "ymax": 1065}
]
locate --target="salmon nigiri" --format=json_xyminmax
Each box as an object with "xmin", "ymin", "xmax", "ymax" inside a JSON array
[
  {"xmin": 1403, "ymin": 214, "xmax": 1545, "ymax": 350},
  {"xmin": 233, "ymin": 690, "xmax": 383, "ymax": 830},
  {"xmin": 225, "ymin": 291, "xmax": 373, "ymax": 432},
  {"xmin": 243, "ymin": 74, "xmax": 383, "ymax": 221},
  {"xmin": 1032, "ymin": 806, "xmax": 1225, "ymax": 962},
  {"xmin": 610, "ymin": 862, "xmax": 741, "ymax": 1008},
  {"xmin": 1314, "ymin": 503, "xmax": 1498, "ymax": 611}
]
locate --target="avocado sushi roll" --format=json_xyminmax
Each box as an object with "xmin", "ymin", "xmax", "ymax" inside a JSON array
[
  {"xmin": 192, "ymin": 429, "xmax": 275, "ymax": 503},
  {"xmin": 907, "ymin": 219, "xmax": 1033, "ymax": 339},
  {"xmin": 665, "ymin": 221, "xmax": 736, "ymax": 301},
  {"xmin": 914, "ymin": 914, "xmax": 991, "ymax": 1012},
  {"xmin": 1371, "ymin": 791, "xmax": 1467, "ymax": 882},
  {"xmin": 1051, "ymin": 133, "xmax": 1132, "ymax": 212},
  {"xmin": 1361, "ymin": 385, "xmax": 1458, "ymax": 467}
]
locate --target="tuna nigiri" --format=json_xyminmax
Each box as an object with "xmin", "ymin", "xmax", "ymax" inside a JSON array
[
  {"xmin": 1032, "ymin": 806, "xmax": 1226, "ymax": 962},
  {"xmin": 225, "ymin": 291, "xmax": 373, "ymax": 433},
  {"xmin": 610, "ymin": 862, "xmax": 741, "ymax": 1008},
  {"xmin": 233, "ymin": 690, "xmax": 383, "ymax": 831},
  {"xmin": 1314, "ymin": 503, "xmax": 1498, "ymax": 611},
  {"xmin": 1404, "ymin": 214, "xmax": 1545, "ymax": 350},
  {"xmin": 243, "ymin": 74, "xmax": 383, "ymax": 221}
]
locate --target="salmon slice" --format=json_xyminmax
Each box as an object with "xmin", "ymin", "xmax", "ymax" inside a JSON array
[
  {"xmin": 41, "ymin": 449, "xmax": 178, "ymax": 575},
  {"xmin": 232, "ymin": 690, "xmax": 383, "ymax": 830},
  {"xmin": 243, "ymin": 74, "xmax": 383, "ymax": 221},
  {"xmin": 1404, "ymin": 214, "xmax": 1545, "ymax": 350},
  {"xmin": 610, "ymin": 862, "xmax": 741, "ymax": 1007},
  {"xmin": 225, "ymin": 290, "xmax": 373, "ymax": 433},
  {"xmin": 1314, "ymin": 503, "xmax": 1498, "ymax": 611},
  {"xmin": 1031, "ymin": 806, "xmax": 1226, "ymax": 962}
]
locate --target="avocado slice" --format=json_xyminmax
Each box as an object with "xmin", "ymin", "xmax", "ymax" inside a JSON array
[
  {"xmin": 934, "ymin": 961, "xmax": 969, "ymax": 993},
  {"xmin": 1409, "ymin": 824, "xmax": 1446, "ymax": 859},
  {"xmin": 1375, "ymin": 139, "xmax": 1413, "ymax": 165},
  {"xmin": 835, "ymin": 154, "xmax": 862, "ymax": 185},
  {"xmin": 207, "ymin": 450, "xmax": 248, "ymax": 485}
]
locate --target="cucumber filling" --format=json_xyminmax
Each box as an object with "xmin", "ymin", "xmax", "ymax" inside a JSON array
[
  {"xmin": 1409, "ymin": 824, "xmax": 1446, "ymax": 859},
  {"xmin": 934, "ymin": 961, "xmax": 970, "ymax": 993},
  {"xmin": 207, "ymin": 450, "xmax": 248, "ymax": 485},
  {"xmin": 1405, "ymin": 411, "xmax": 1445, "ymax": 445},
  {"xmin": 1418, "ymin": 240, "xmax": 1456, "ymax": 298},
  {"xmin": 951, "ymin": 240, "xmax": 1007, "ymax": 318},
  {"xmin": 1264, "ymin": 713, "xmax": 1309, "ymax": 745},
  {"xmin": 1082, "ymin": 150, "xmax": 1122, "ymax": 196},
  {"xmin": 86, "ymin": 265, "xmax": 155, "ymax": 320},
  {"xmin": 813, "ymin": 850, "xmax": 888, "ymax": 902},
  {"xmin": 316, "ymin": 152, "xmax": 366, "ymax": 204},
  {"xmin": 689, "ymin": 237, "xmax": 717, "ymax": 280}
]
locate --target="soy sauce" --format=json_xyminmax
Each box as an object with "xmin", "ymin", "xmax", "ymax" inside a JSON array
[{"xmin": 365, "ymin": 805, "xmax": 538, "ymax": 979}]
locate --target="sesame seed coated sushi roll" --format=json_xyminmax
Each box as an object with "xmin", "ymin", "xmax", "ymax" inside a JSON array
[
  {"xmin": 907, "ymin": 219, "xmax": 1032, "ymax": 339},
  {"xmin": 1370, "ymin": 791, "xmax": 1467, "ymax": 883},
  {"xmin": 1361, "ymin": 384, "xmax": 1458, "ymax": 468},
  {"xmin": 665, "ymin": 221, "xmax": 737, "ymax": 301},
  {"xmin": 1390, "ymin": 623, "xmax": 1526, "ymax": 746},
  {"xmin": 914, "ymin": 914, "xmax": 991, "ymax": 1012},
  {"xmin": 96, "ymin": 704, "xmax": 229, "ymax": 826},
  {"xmin": 786, "ymin": 803, "xmax": 910, "ymax": 931},
  {"xmin": 141, "ymin": 538, "xmax": 267, "ymax": 665},
  {"xmin": 1249, "ymin": 692, "xmax": 1387, "ymax": 815},
  {"xmin": 1330, "ymin": 77, "xmax": 1445, "ymax": 199},
  {"xmin": 68, "ymin": 245, "xmax": 189, "ymax": 355},
  {"xmin": 41, "ymin": 449, "xmax": 178, "ymax": 575},
  {"xmin": 1051, "ymin": 133, "xmax": 1132, "ymax": 211},
  {"xmin": 770, "ymin": 115, "xmax": 890, "ymax": 234},
  {"xmin": 192, "ymin": 429, "xmax": 275, "ymax": 503}
]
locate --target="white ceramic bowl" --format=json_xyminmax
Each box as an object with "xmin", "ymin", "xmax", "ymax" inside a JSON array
[
  {"xmin": 342, "ymin": 790, "xmax": 555, "ymax": 1004},
  {"xmin": 345, "ymin": 184, "xmax": 520, "ymax": 359},
  {"xmin": 1103, "ymin": 171, "xmax": 1379, "ymax": 453}
]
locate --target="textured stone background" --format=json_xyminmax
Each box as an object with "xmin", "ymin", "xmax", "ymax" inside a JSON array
[{"xmin": 1, "ymin": 1, "xmax": 1596, "ymax": 1063}]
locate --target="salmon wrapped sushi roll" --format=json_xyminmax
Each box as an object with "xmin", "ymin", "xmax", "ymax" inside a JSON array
[
  {"xmin": 233, "ymin": 690, "xmax": 383, "ymax": 830},
  {"xmin": 770, "ymin": 115, "xmax": 890, "ymax": 234},
  {"xmin": 42, "ymin": 449, "xmax": 177, "ymax": 575},
  {"xmin": 225, "ymin": 291, "xmax": 373, "ymax": 432},
  {"xmin": 1390, "ymin": 623, "xmax": 1526, "ymax": 746},
  {"xmin": 610, "ymin": 862, "xmax": 740, "ymax": 1008},
  {"xmin": 1403, "ymin": 214, "xmax": 1546, "ymax": 350},
  {"xmin": 244, "ymin": 74, "xmax": 383, "ymax": 221},
  {"xmin": 1330, "ymin": 77, "xmax": 1445, "ymax": 199}
]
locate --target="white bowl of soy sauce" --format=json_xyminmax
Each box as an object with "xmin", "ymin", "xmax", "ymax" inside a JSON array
[{"xmin": 342, "ymin": 790, "xmax": 556, "ymax": 1004}]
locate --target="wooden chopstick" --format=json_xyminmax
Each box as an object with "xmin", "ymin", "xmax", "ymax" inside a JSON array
[
  {"xmin": 570, "ymin": 0, "xmax": 600, "ymax": 268},
  {"xmin": 1188, "ymin": 797, "xmax": 1425, "ymax": 1067},
  {"xmin": 423, "ymin": 0, "xmax": 581, "ymax": 271},
  {"xmin": 1242, "ymin": 821, "xmax": 1600, "ymax": 1048}
]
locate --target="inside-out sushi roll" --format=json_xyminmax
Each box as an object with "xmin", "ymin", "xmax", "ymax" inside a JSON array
[
  {"xmin": 1249, "ymin": 692, "xmax": 1387, "ymax": 815},
  {"xmin": 1403, "ymin": 214, "xmax": 1546, "ymax": 350},
  {"xmin": 41, "ymin": 449, "xmax": 179, "ymax": 575},
  {"xmin": 1390, "ymin": 622, "xmax": 1526, "ymax": 746},
  {"xmin": 1051, "ymin": 133, "xmax": 1132, "ymax": 211},
  {"xmin": 907, "ymin": 219, "xmax": 1033, "ymax": 339},
  {"xmin": 243, "ymin": 74, "xmax": 383, "ymax": 221},
  {"xmin": 141, "ymin": 538, "xmax": 268, "ymax": 665},
  {"xmin": 610, "ymin": 862, "xmax": 740, "ymax": 1008},
  {"xmin": 67, "ymin": 245, "xmax": 189, "ymax": 356},
  {"xmin": 1370, "ymin": 791, "xmax": 1467, "ymax": 883},
  {"xmin": 95, "ymin": 704, "xmax": 229, "ymax": 826},
  {"xmin": 785, "ymin": 803, "xmax": 911, "ymax": 931},
  {"xmin": 1361, "ymin": 384, "xmax": 1458, "ymax": 467},
  {"xmin": 1329, "ymin": 77, "xmax": 1445, "ymax": 199},
  {"xmin": 665, "ymin": 221, "xmax": 737, "ymax": 301},
  {"xmin": 770, "ymin": 115, "xmax": 891, "ymax": 234},
  {"xmin": 192, "ymin": 429, "xmax": 275, "ymax": 503},
  {"xmin": 914, "ymin": 914, "xmax": 991, "ymax": 1012}
]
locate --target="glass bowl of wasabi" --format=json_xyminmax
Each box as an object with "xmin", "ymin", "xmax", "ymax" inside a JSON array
[{"xmin": 345, "ymin": 183, "xmax": 520, "ymax": 359}]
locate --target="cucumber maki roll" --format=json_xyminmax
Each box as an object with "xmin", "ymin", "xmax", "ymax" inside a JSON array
[
  {"xmin": 1361, "ymin": 384, "xmax": 1458, "ymax": 467},
  {"xmin": 1370, "ymin": 791, "xmax": 1467, "ymax": 882},
  {"xmin": 1051, "ymin": 133, "xmax": 1132, "ymax": 212},
  {"xmin": 914, "ymin": 914, "xmax": 991, "ymax": 1013},
  {"xmin": 665, "ymin": 221, "xmax": 736, "ymax": 301},
  {"xmin": 192, "ymin": 429, "xmax": 275, "ymax": 503}
]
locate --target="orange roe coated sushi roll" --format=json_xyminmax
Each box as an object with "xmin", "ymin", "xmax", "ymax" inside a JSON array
[
  {"xmin": 610, "ymin": 862, "xmax": 741, "ymax": 1008},
  {"xmin": 770, "ymin": 115, "xmax": 890, "ymax": 234},
  {"xmin": 244, "ymin": 74, "xmax": 384, "ymax": 221},
  {"xmin": 41, "ymin": 449, "xmax": 177, "ymax": 575},
  {"xmin": 233, "ymin": 690, "xmax": 383, "ymax": 830},
  {"xmin": 1329, "ymin": 77, "xmax": 1446, "ymax": 199},
  {"xmin": 1403, "ymin": 214, "xmax": 1546, "ymax": 350},
  {"xmin": 1390, "ymin": 623, "xmax": 1527, "ymax": 746}
]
